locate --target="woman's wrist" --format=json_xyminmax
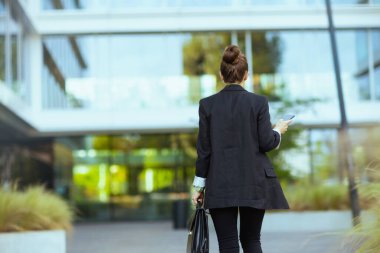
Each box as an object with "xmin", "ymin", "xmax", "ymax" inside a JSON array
[
  {"xmin": 273, "ymin": 127, "xmax": 282, "ymax": 135},
  {"xmin": 193, "ymin": 185, "xmax": 205, "ymax": 192}
]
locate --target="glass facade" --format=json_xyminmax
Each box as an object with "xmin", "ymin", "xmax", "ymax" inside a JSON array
[
  {"xmin": 337, "ymin": 29, "xmax": 380, "ymax": 102},
  {"xmin": 248, "ymin": 30, "xmax": 378, "ymax": 105},
  {"xmin": 42, "ymin": 29, "xmax": 377, "ymax": 111},
  {"xmin": 337, "ymin": 30, "xmax": 369, "ymax": 102},
  {"xmin": 0, "ymin": 0, "xmax": 26, "ymax": 102},
  {"xmin": 43, "ymin": 33, "xmax": 229, "ymax": 110},
  {"xmin": 373, "ymin": 29, "xmax": 380, "ymax": 100},
  {"xmin": 49, "ymin": 125, "xmax": 380, "ymax": 221},
  {"xmin": 376, "ymin": 67, "xmax": 380, "ymax": 100},
  {"xmin": 42, "ymin": 36, "xmax": 86, "ymax": 108},
  {"xmin": 54, "ymin": 133, "xmax": 197, "ymax": 221},
  {"xmin": 250, "ymin": 31, "xmax": 335, "ymax": 103},
  {"xmin": 0, "ymin": 1, "xmax": 4, "ymax": 84}
]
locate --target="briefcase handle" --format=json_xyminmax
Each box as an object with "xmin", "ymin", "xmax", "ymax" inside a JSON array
[{"xmin": 196, "ymin": 200, "xmax": 210, "ymax": 214}]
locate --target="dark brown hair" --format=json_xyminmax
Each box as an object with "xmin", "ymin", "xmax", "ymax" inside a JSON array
[{"xmin": 220, "ymin": 45, "xmax": 248, "ymax": 83}]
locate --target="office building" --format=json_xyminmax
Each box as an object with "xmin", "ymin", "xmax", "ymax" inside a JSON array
[{"xmin": 0, "ymin": 0, "xmax": 379, "ymax": 220}]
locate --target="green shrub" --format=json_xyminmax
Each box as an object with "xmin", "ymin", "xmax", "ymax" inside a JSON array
[
  {"xmin": 284, "ymin": 181, "xmax": 376, "ymax": 211},
  {"xmin": 284, "ymin": 183, "xmax": 350, "ymax": 211},
  {"xmin": 0, "ymin": 184, "xmax": 74, "ymax": 232}
]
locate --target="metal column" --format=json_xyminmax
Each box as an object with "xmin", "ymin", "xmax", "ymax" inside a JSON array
[{"xmin": 325, "ymin": 0, "xmax": 361, "ymax": 226}]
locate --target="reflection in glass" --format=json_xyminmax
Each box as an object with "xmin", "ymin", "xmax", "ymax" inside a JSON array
[
  {"xmin": 11, "ymin": 35, "xmax": 18, "ymax": 92},
  {"xmin": 0, "ymin": 0, "xmax": 24, "ymax": 100},
  {"xmin": 55, "ymin": 134, "xmax": 197, "ymax": 221},
  {"xmin": 41, "ymin": 30, "xmax": 376, "ymax": 110},
  {"xmin": 0, "ymin": 37, "xmax": 4, "ymax": 84},
  {"xmin": 42, "ymin": 36, "xmax": 86, "ymax": 108},
  {"xmin": 373, "ymin": 30, "xmax": 380, "ymax": 100},
  {"xmin": 373, "ymin": 30, "xmax": 380, "ymax": 63},
  {"xmin": 356, "ymin": 30, "xmax": 368, "ymax": 72},
  {"xmin": 375, "ymin": 68, "xmax": 380, "ymax": 100},
  {"xmin": 44, "ymin": 33, "xmax": 229, "ymax": 110},
  {"xmin": 182, "ymin": 32, "xmax": 231, "ymax": 96},
  {"xmin": 337, "ymin": 30, "xmax": 370, "ymax": 101},
  {"xmin": 357, "ymin": 75, "xmax": 370, "ymax": 100},
  {"xmin": 251, "ymin": 31, "xmax": 335, "ymax": 103}
]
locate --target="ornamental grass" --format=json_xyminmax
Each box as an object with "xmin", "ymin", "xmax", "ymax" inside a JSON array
[
  {"xmin": 342, "ymin": 167, "xmax": 380, "ymax": 253},
  {"xmin": 0, "ymin": 184, "xmax": 74, "ymax": 233}
]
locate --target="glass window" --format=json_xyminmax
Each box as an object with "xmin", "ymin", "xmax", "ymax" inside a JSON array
[
  {"xmin": 42, "ymin": 36, "xmax": 86, "ymax": 108},
  {"xmin": 357, "ymin": 74, "xmax": 370, "ymax": 100},
  {"xmin": 183, "ymin": 32, "xmax": 231, "ymax": 98},
  {"xmin": 375, "ymin": 67, "xmax": 380, "ymax": 100},
  {"xmin": 337, "ymin": 30, "xmax": 370, "ymax": 101},
  {"xmin": 0, "ymin": 1, "xmax": 23, "ymax": 98},
  {"xmin": 0, "ymin": 0, "xmax": 5, "ymax": 85},
  {"xmin": 0, "ymin": 34, "xmax": 4, "ymax": 85},
  {"xmin": 0, "ymin": 0, "xmax": 4, "ymax": 12},
  {"xmin": 43, "ymin": 32, "xmax": 230, "ymax": 110},
  {"xmin": 373, "ymin": 29, "xmax": 380, "ymax": 63},
  {"xmin": 373, "ymin": 29, "xmax": 380, "ymax": 100},
  {"xmin": 250, "ymin": 31, "xmax": 335, "ymax": 105},
  {"xmin": 11, "ymin": 35, "xmax": 18, "ymax": 92},
  {"xmin": 55, "ymin": 133, "xmax": 197, "ymax": 221},
  {"xmin": 356, "ymin": 30, "xmax": 368, "ymax": 72}
]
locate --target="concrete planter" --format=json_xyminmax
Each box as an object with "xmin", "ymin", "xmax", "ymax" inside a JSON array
[
  {"xmin": 0, "ymin": 230, "xmax": 66, "ymax": 253},
  {"xmin": 259, "ymin": 210, "xmax": 372, "ymax": 232}
]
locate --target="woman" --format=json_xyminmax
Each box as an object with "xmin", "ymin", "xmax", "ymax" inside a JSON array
[{"xmin": 191, "ymin": 45, "xmax": 292, "ymax": 253}]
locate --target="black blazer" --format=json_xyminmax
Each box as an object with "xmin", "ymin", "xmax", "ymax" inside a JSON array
[{"xmin": 195, "ymin": 84, "xmax": 290, "ymax": 210}]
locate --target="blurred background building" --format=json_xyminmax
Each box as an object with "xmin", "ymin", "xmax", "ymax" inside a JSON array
[{"xmin": 0, "ymin": 0, "xmax": 379, "ymax": 221}]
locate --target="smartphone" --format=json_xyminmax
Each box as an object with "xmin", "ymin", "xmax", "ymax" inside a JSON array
[{"xmin": 283, "ymin": 114, "xmax": 295, "ymax": 120}]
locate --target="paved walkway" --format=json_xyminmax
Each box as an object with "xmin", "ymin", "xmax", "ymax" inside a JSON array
[{"xmin": 67, "ymin": 221, "xmax": 354, "ymax": 253}]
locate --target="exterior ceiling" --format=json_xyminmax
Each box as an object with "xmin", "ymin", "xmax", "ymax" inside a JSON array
[{"xmin": 0, "ymin": 106, "xmax": 35, "ymax": 141}]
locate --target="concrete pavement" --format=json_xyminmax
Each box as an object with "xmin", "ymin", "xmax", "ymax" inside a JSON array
[{"xmin": 67, "ymin": 220, "xmax": 355, "ymax": 253}]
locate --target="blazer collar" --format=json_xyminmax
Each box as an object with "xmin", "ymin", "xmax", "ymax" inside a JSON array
[{"xmin": 220, "ymin": 84, "xmax": 247, "ymax": 92}]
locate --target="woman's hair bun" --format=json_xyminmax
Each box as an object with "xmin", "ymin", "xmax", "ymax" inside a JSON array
[{"xmin": 222, "ymin": 45, "xmax": 241, "ymax": 64}]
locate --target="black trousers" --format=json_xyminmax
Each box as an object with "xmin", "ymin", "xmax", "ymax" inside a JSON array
[{"xmin": 209, "ymin": 206, "xmax": 265, "ymax": 253}]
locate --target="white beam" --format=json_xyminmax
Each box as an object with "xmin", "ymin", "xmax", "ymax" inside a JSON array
[
  {"xmin": 33, "ymin": 6, "xmax": 380, "ymax": 35},
  {"xmin": 23, "ymin": 101, "xmax": 380, "ymax": 136},
  {"xmin": 1, "ymin": 90, "xmax": 380, "ymax": 136}
]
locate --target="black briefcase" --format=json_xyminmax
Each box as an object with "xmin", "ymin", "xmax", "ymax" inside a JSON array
[{"xmin": 186, "ymin": 200, "xmax": 209, "ymax": 253}]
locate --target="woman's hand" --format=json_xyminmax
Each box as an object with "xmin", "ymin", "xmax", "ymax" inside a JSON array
[
  {"xmin": 192, "ymin": 190, "xmax": 204, "ymax": 206},
  {"xmin": 274, "ymin": 119, "xmax": 293, "ymax": 134}
]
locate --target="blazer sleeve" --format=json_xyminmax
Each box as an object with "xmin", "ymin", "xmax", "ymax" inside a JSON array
[
  {"xmin": 257, "ymin": 97, "xmax": 281, "ymax": 153},
  {"xmin": 195, "ymin": 99, "xmax": 211, "ymax": 179}
]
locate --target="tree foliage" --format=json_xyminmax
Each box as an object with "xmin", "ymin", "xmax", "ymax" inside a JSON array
[{"xmin": 183, "ymin": 32, "xmax": 231, "ymax": 90}]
